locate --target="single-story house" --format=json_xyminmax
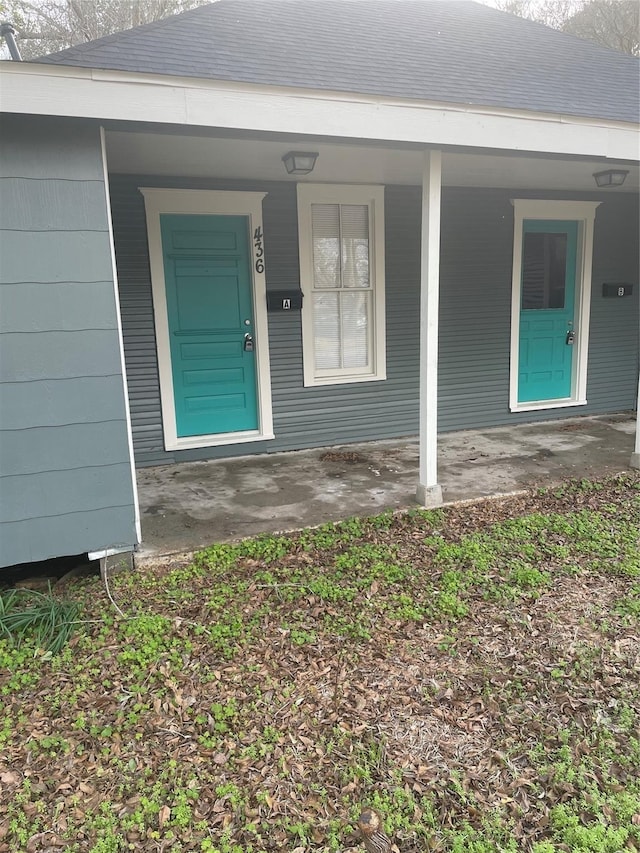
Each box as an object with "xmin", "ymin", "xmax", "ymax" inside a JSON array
[{"xmin": 1, "ymin": 0, "xmax": 638, "ymax": 571}]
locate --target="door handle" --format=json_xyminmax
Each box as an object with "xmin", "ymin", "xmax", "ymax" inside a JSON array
[{"xmin": 244, "ymin": 333, "xmax": 254, "ymax": 352}]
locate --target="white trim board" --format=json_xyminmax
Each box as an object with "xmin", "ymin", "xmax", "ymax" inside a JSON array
[
  {"xmin": 140, "ymin": 187, "xmax": 274, "ymax": 451},
  {"xmin": 100, "ymin": 126, "xmax": 141, "ymax": 546},
  {"xmin": 417, "ymin": 150, "xmax": 443, "ymax": 503},
  {"xmin": 1, "ymin": 63, "xmax": 638, "ymax": 161},
  {"xmin": 509, "ymin": 199, "xmax": 600, "ymax": 414}
]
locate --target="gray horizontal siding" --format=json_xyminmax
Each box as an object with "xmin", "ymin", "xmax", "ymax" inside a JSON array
[
  {"xmin": 109, "ymin": 178, "xmax": 162, "ymax": 457},
  {"xmin": 0, "ymin": 282, "xmax": 119, "ymax": 333},
  {"xmin": 0, "ymin": 422, "xmax": 133, "ymax": 476},
  {"xmin": 1, "ymin": 464, "xmax": 136, "ymax": 524},
  {"xmin": 111, "ymin": 176, "xmax": 422, "ymax": 464},
  {"xmin": 438, "ymin": 189, "xmax": 639, "ymax": 430},
  {"xmin": 0, "ymin": 117, "xmax": 106, "ymax": 180},
  {"xmin": 1, "ymin": 330, "xmax": 124, "ymax": 381},
  {"xmin": 0, "ymin": 231, "xmax": 115, "ymax": 283},
  {"xmin": 1, "ymin": 507, "xmax": 137, "ymax": 568},
  {"xmin": 438, "ymin": 189, "xmax": 513, "ymax": 430},
  {"xmin": 1, "ymin": 376, "xmax": 130, "ymax": 429},
  {"xmin": 0, "ymin": 179, "xmax": 110, "ymax": 231},
  {"xmin": 586, "ymin": 194, "xmax": 640, "ymax": 411},
  {"xmin": 0, "ymin": 116, "xmax": 137, "ymax": 568},
  {"xmin": 110, "ymin": 174, "xmax": 638, "ymax": 467}
]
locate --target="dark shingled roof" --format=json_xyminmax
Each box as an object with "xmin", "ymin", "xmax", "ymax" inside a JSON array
[{"xmin": 37, "ymin": 0, "xmax": 640, "ymax": 124}]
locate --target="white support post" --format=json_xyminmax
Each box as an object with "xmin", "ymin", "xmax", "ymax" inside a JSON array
[
  {"xmin": 631, "ymin": 370, "xmax": 640, "ymax": 469},
  {"xmin": 416, "ymin": 150, "xmax": 443, "ymax": 507}
]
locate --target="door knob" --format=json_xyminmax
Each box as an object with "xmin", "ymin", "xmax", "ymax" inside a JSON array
[{"xmin": 244, "ymin": 333, "xmax": 254, "ymax": 352}]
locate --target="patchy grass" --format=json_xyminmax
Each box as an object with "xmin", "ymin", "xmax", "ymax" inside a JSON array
[{"xmin": 1, "ymin": 473, "xmax": 639, "ymax": 853}]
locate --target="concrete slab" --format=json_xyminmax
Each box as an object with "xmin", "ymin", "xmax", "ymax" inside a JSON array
[{"xmin": 136, "ymin": 413, "xmax": 637, "ymax": 559}]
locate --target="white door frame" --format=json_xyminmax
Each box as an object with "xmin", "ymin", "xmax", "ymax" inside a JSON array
[
  {"xmin": 509, "ymin": 199, "xmax": 600, "ymax": 413},
  {"xmin": 140, "ymin": 187, "xmax": 274, "ymax": 451}
]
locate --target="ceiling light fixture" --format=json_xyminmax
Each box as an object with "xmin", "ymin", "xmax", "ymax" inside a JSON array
[
  {"xmin": 593, "ymin": 169, "xmax": 629, "ymax": 188},
  {"xmin": 282, "ymin": 151, "xmax": 319, "ymax": 175}
]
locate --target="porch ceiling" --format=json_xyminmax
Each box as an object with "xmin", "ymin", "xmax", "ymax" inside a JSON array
[{"xmin": 105, "ymin": 130, "xmax": 639, "ymax": 192}]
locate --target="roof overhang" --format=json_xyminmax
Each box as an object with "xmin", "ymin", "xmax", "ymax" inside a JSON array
[{"xmin": 1, "ymin": 61, "xmax": 638, "ymax": 162}]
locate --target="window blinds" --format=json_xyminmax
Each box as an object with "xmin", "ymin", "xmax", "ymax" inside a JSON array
[{"xmin": 311, "ymin": 203, "xmax": 371, "ymax": 371}]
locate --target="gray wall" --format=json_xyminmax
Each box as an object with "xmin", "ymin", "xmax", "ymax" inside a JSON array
[
  {"xmin": 440, "ymin": 188, "xmax": 639, "ymax": 429},
  {"xmin": 109, "ymin": 175, "xmax": 639, "ymax": 466},
  {"xmin": 0, "ymin": 116, "xmax": 138, "ymax": 568}
]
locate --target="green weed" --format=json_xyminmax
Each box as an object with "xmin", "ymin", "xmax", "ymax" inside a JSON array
[{"xmin": 0, "ymin": 586, "xmax": 79, "ymax": 653}]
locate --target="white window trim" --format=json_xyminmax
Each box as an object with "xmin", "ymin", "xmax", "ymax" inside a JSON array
[
  {"xmin": 140, "ymin": 187, "xmax": 274, "ymax": 451},
  {"xmin": 509, "ymin": 199, "xmax": 600, "ymax": 413},
  {"xmin": 297, "ymin": 183, "xmax": 386, "ymax": 387}
]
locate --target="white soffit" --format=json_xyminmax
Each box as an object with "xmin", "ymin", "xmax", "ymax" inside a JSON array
[{"xmin": 104, "ymin": 131, "xmax": 640, "ymax": 192}]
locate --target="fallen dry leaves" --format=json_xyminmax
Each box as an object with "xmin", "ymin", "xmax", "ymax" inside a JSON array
[{"xmin": 1, "ymin": 474, "xmax": 639, "ymax": 852}]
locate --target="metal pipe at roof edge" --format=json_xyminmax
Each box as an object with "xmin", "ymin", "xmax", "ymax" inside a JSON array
[{"xmin": 1, "ymin": 23, "xmax": 23, "ymax": 61}]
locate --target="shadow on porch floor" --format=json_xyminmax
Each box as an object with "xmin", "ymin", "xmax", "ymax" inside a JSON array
[{"xmin": 135, "ymin": 413, "xmax": 636, "ymax": 560}]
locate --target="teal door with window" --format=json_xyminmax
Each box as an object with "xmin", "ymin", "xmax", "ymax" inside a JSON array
[
  {"xmin": 160, "ymin": 214, "xmax": 258, "ymax": 437},
  {"xmin": 518, "ymin": 220, "xmax": 578, "ymax": 404}
]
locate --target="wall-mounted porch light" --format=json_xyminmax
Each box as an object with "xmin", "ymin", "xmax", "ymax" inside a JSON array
[
  {"xmin": 282, "ymin": 151, "xmax": 319, "ymax": 175},
  {"xmin": 593, "ymin": 169, "xmax": 629, "ymax": 188}
]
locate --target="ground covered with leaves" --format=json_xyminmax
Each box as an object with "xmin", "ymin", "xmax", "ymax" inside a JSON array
[{"xmin": 1, "ymin": 474, "xmax": 640, "ymax": 853}]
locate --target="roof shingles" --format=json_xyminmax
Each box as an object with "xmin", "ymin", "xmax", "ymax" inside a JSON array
[{"xmin": 36, "ymin": 0, "xmax": 640, "ymax": 124}]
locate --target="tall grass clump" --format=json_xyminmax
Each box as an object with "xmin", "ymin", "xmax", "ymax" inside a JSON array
[{"xmin": 0, "ymin": 587, "xmax": 79, "ymax": 653}]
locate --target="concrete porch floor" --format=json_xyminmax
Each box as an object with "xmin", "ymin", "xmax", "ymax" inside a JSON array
[{"xmin": 136, "ymin": 413, "xmax": 637, "ymax": 559}]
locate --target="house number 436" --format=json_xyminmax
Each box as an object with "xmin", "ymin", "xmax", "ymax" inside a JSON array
[{"xmin": 254, "ymin": 226, "xmax": 265, "ymax": 274}]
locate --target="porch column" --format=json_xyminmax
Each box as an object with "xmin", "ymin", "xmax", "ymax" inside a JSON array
[
  {"xmin": 416, "ymin": 150, "xmax": 443, "ymax": 507},
  {"xmin": 631, "ymin": 370, "xmax": 640, "ymax": 469}
]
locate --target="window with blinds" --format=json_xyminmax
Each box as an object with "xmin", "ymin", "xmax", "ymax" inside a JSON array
[{"xmin": 297, "ymin": 186, "xmax": 386, "ymax": 386}]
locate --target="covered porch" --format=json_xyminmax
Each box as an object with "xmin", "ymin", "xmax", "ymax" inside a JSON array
[
  {"xmin": 135, "ymin": 412, "xmax": 637, "ymax": 558},
  {"xmin": 1, "ymin": 1, "xmax": 638, "ymax": 575},
  {"xmin": 104, "ymin": 125, "xmax": 640, "ymax": 532}
]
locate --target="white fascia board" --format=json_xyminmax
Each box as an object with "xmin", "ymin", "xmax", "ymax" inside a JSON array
[{"xmin": 1, "ymin": 62, "xmax": 638, "ymax": 161}]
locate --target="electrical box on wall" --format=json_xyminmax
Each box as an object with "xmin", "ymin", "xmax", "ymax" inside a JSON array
[
  {"xmin": 266, "ymin": 290, "xmax": 304, "ymax": 311},
  {"xmin": 602, "ymin": 283, "xmax": 634, "ymax": 298}
]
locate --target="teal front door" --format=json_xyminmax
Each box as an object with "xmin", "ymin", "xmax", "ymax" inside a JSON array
[
  {"xmin": 518, "ymin": 220, "xmax": 578, "ymax": 404},
  {"xmin": 160, "ymin": 214, "xmax": 258, "ymax": 438}
]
